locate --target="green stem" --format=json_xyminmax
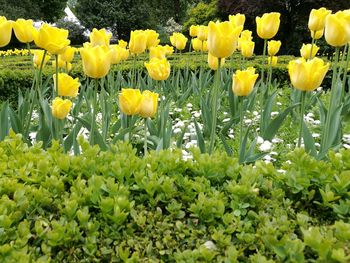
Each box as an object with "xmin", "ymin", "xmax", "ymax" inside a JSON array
[
  {"xmin": 259, "ymin": 39, "xmax": 268, "ymax": 134},
  {"xmin": 132, "ymin": 54, "xmax": 136, "ymax": 86},
  {"xmin": 90, "ymin": 78, "xmax": 99, "ymax": 146},
  {"xmin": 54, "ymin": 54, "xmax": 59, "ymax": 98},
  {"xmin": 208, "ymin": 58, "xmax": 222, "ymax": 155},
  {"xmin": 309, "ymin": 36, "xmax": 315, "ymax": 60},
  {"xmin": 144, "ymin": 117, "xmax": 148, "ymax": 156},
  {"xmin": 261, "ymin": 39, "xmax": 267, "ymax": 86},
  {"xmin": 239, "ymin": 96, "xmax": 244, "ymax": 149},
  {"xmin": 298, "ymin": 91, "xmax": 306, "ymax": 148},
  {"xmin": 341, "ymin": 44, "xmax": 350, "ymax": 98}
]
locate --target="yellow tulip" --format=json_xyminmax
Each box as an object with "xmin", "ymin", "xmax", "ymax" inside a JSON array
[
  {"xmin": 139, "ymin": 90, "xmax": 159, "ymax": 118},
  {"xmin": 268, "ymin": 56, "xmax": 278, "ymax": 66},
  {"xmin": 192, "ymin": 38, "xmax": 203, "ymax": 52},
  {"xmin": 189, "ymin": 25, "xmax": 199, "ymax": 37},
  {"xmin": 118, "ymin": 39, "xmax": 128, "ymax": 48},
  {"xmin": 110, "ymin": 45, "xmax": 129, "ymax": 64},
  {"xmin": 60, "ymin": 46, "xmax": 76, "ymax": 62},
  {"xmin": 232, "ymin": 67, "xmax": 259, "ymax": 96},
  {"xmin": 197, "ymin": 25, "xmax": 208, "ymax": 41},
  {"xmin": 90, "ymin": 28, "xmax": 112, "ymax": 47},
  {"xmin": 325, "ymin": 11, "xmax": 350, "ymax": 47},
  {"xmin": 308, "ymin": 7, "xmax": 331, "ymax": 32},
  {"xmin": 256, "ymin": 12, "xmax": 281, "ymax": 39},
  {"xmin": 52, "ymin": 56, "xmax": 72, "ymax": 71},
  {"xmin": 129, "ymin": 30, "xmax": 147, "ymax": 55},
  {"xmin": 202, "ymin": 41, "xmax": 208, "ymax": 52},
  {"xmin": 149, "ymin": 45, "xmax": 167, "ymax": 59},
  {"xmin": 33, "ymin": 50, "xmax": 51, "ymax": 68},
  {"xmin": 311, "ymin": 29, "xmax": 324, "ymax": 40},
  {"xmin": 79, "ymin": 45, "xmax": 113, "ymax": 78},
  {"xmin": 164, "ymin": 45, "xmax": 174, "ymax": 55},
  {"xmin": 34, "ymin": 24, "xmax": 70, "ymax": 55},
  {"xmin": 144, "ymin": 58, "xmax": 171, "ymax": 81},
  {"xmin": 51, "ymin": 97, "xmax": 72, "ymax": 120},
  {"xmin": 238, "ymin": 30, "xmax": 253, "ymax": 50},
  {"xmin": 207, "ymin": 21, "xmax": 242, "ymax": 59},
  {"xmin": 229, "ymin": 13, "xmax": 245, "ymax": 28},
  {"xmin": 288, "ymin": 57, "xmax": 329, "ymax": 92},
  {"xmin": 13, "ymin": 19, "xmax": 37, "ymax": 43},
  {"xmin": 53, "ymin": 73, "xmax": 80, "ymax": 97},
  {"xmin": 208, "ymin": 52, "xmax": 225, "ymax": 70},
  {"xmin": 170, "ymin": 32, "xmax": 188, "ymax": 50},
  {"xmin": 300, "ymin": 43, "xmax": 319, "ymax": 59},
  {"xmin": 241, "ymin": 40, "xmax": 255, "ymax": 58},
  {"xmin": 119, "ymin": 88, "xmax": 142, "ymax": 115},
  {"xmin": 145, "ymin": 29, "xmax": 160, "ymax": 49},
  {"xmin": 120, "ymin": 48, "xmax": 129, "ymax": 61},
  {"xmin": 0, "ymin": 16, "xmax": 13, "ymax": 47},
  {"xmin": 267, "ymin": 40, "xmax": 281, "ymax": 56}
]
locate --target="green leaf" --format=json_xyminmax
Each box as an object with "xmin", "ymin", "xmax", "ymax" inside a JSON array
[
  {"xmin": 219, "ymin": 133, "xmax": 233, "ymax": 156},
  {"xmin": 193, "ymin": 118, "xmax": 206, "ymax": 153},
  {"xmin": 176, "ymin": 125, "xmax": 188, "ymax": 148},
  {"xmin": 0, "ymin": 101, "xmax": 9, "ymax": 140},
  {"xmin": 302, "ymin": 120, "xmax": 317, "ymax": 157}
]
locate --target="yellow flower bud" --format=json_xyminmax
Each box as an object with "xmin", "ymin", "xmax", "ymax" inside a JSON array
[
  {"xmin": 288, "ymin": 57, "xmax": 329, "ymax": 92},
  {"xmin": 139, "ymin": 90, "xmax": 159, "ymax": 118},
  {"xmin": 144, "ymin": 58, "xmax": 171, "ymax": 81},
  {"xmin": 308, "ymin": 7, "xmax": 331, "ymax": 32},
  {"xmin": 163, "ymin": 45, "xmax": 174, "ymax": 55},
  {"xmin": 202, "ymin": 41, "xmax": 208, "ymax": 52},
  {"xmin": 118, "ymin": 39, "xmax": 128, "ymax": 48},
  {"xmin": 197, "ymin": 25, "xmax": 208, "ymax": 41},
  {"xmin": 110, "ymin": 45, "xmax": 124, "ymax": 64},
  {"xmin": 300, "ymin": 43, "xmax": 319, "ymax": 59},
  {"xmin": 149, "ymin": 45, "xmax": 167, "ymax": 59},
  {"xmin": 34, "ymin": 24, "xmax": 70, "ymax": 55},
  {"xmin": 232, "ymin": 67, "xmax": 259, "ymax": 96},
  {"xmin": 208, "ymin": 52, "xmax": 225, "ymax": 70},
  {"xmin": 52, "ymin": 97, "xmax": 72, "ymax": 119},
  {"xmin": 52, "ymin": 56, "xmax": 72, "ymax": 71},
  {"xmin": 145, "ymin": 29, "xmax": 160, "ymax": 49},
  {"xmin": 256, "ymin": 12, "xmax": 281, "ymax": 39},
  {"xmin": 170, "ymin": 32, "xmax": 188, "ymax": 50},
  {"xmin": 311, "ymin": 29, "xmax": 324, "ymax": 40},
  {"xmin": 207, "ymin": 21, "xmax": 242, "ymax": 59},
  {"xmin": 53, "ymin": 73, "xmax": 80, "ymax": 98},
  {"xmin": 60, "ymin": 46, "xmax": 76, "ymax": 62},
  {"xmin": 268, "ymin": 56, "xmax": 278, "ymax": 66},
  {"xmin": 268, "ymin": 40, "xmax": 281, "ymax": 56},
  {"xmin": 13, "ymin": 19, "xmax": 37, "ymax": 43},
  {"xmin": 79, "ymin": 45, "xmax": 113, "ymax": 78},
  {"xmin": 191, "ymin": 38, "xmax": 203, "ymax": 52},
  {"xmin": 90, "ymin": 28, "xmax": 112, "ymax": 47},
  {"xmin": 325, "ymin": 11, "xmax": 350, "ymax": 47},
  {"xmin": 119, "ymin": 88, "xmax": 142, "ymax": 115},
  {"xmin": 120, "ymin": 48, "xmax": 129, "ymax": 61},
  {"xmin": 229, "ymin": 13, "xmax": 245, "ymax": 28},
  {"xmin": 189, "ymin": 25, "xmax": 199, "ymax": 37},
  {"xmin": 0, "ymin": 16, "xmax": 13, "ymax": 47},
  {"xmin": 237, "ymin": 30, "xmax": 253, "ymax": 50},
  {"xmin": 240, "ymin": 40, "xmax": 255, "ymax": 58},
  {"xmin": 129, "ymin": 30, "xmax": 147, "ymax": 55},
  {"xmin": 33, "ymin": 50, "xmax": 51, "ymax": 68}
]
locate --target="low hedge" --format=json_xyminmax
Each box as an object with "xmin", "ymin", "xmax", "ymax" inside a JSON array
[{"xmin": 0, "ymin": 133, "xmax": 350, "ymax": 262}]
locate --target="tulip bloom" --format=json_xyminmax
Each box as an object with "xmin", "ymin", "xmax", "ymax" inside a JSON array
[
  {"xmin": 189, "ymin": 25, "xmax": 199, "ymax": 37},
  {"xmin": 13, "ymin": 19, "xmax": 37, "ymax": 43},
  {"xmin": 60, "ymin": 46, "xmax": 76, "ymax": 62},
  {"xmin": 52, "ymin": 97, "xmax": 72, "ymax": 119},
  {"xmin": 268, "ymin": 56, "xmax": 278, "ymax": 66},
  {"xmin": 197, "ymin": 25, "xmax": 208, "ymax": 41},
  {"xmin": 232, "ymin": 67, "xmax": 259, "ymax": 97},
  {"xmin": 139, "ymin": 90, "xmax": 159, "ymax": 118},
  {"xmin": 207, "ymin": 21, "xmax": 242, "ymax": 59},
  {"xmin": 308, "ymin": 7, "xmax": 331, "ymax": 32},
  {"xmin": 110, "ymin": 45, "xmax": 123, "ymax": 64},
  {"xmin": 118, "ymin": 39, "xmax": 128, "ymax": 48},
  {"xmin": 149, "ymin": 45, "xmax": 167, "ymax": 59},
  {"xmin": 238, "ymin": 30, "xmax": 253, "ymax": 50},
  {"xmin": 52, "ymin": 57, "xmax": 72, "ymax": 71},
  {"xmin": 34, "ymin": 24, "xmax": 70, "ymax": 55},
  {"xmin": 119, "ymin": 88, "xmax": 142, "ymax": 115},
  {"xmin": 229, "ymin": 13, "xmax": 245, "ymax": 28},
  {"xmin": 256, "ymin": 12, "xmax": 281, "ymax": 39},
  {"xmin": 53, "ymin": 73, "xmax": 80, "ymax": 97},
  {"xmin": 120, "ymin": 48, "xmax": 129, "ymax": 61},
  {"xmin": 80, "ymin": 45, "xmax": 113, "ymax": 78},
  {"xmin": 192, "ymin": 38, "xmax": 204, "ymax": 52},
  {"xmin": 129, "ymin": 30, "xmax": 147, "ymax": 55},
  {"xmin": 33, "ymin": 50, "xmax": 51, "ymax": 68},
  {"xmin": 240, "ymin": 41, "xmax": 255, "ymax": 58},
  {"xmin": 170, "ymin": 32, "xmax": 188, "ymax": 50},
  {"xmin": 202, "ymin": 41, "xmax": 208, "ymax": 52},
  {"xmin": 268, "ymin": 40, "xmax": 281, "ymax": 56},
  {"xmin": 144, "ymin": 58, "xmax": 171, "ymax": 81},
  {"xmin": 288, "ymin": 57, "xmax": 329, "ymax": 92},
  {"xmin": 90, "ymin": 28, "xmax": 112, "ymax": 47},
  {"xmin": 325, "ymin": 11, "xmax": 350, "ymax": 47},
  {"xmin": 164, "ymin": 45, "xmax": 174, "ymax": 56},
  {"xmin": 300, "ymin": 43, "xmax": 319, "ymax": 59},
  {"xmin": 208, "ymin": 53, "xmax": 225, "ymax": 70},
  {"xmin": 311, "ymin": 29, "xmax": 324, "ymax": 40},
  {"xmin": 0, "ymin": 16, "xmax": 13, "ymax": 47},
  {"xmin": 145, "ymin": 29, "xmax": 160, "ymax": 49}
]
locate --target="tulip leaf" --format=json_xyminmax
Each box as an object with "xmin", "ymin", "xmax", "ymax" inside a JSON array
[
  {"xmin": 219, "ymin": 133, "xmax": 233, "ymax": 156},
  {"xmin": 245, "ymin": 152, "xmax": 267, "ymax": 163},
  {"xmin": 262, "ymin": 103, "xmax": 299, "ymax": 141},
  {"xmin": 317, "ymin": 97, "xmax": 327, "ymax": 126},
  {"xmin": 64, "ymin": 122, "xmax": 82, "ymax": 153},
  {"xmin": 302, "ymin": 120, "xmax": 317, "ymax": 157},
  {"xmin": 0, "ymin": 101, "xmax": 9, "ymax": 140},
  {"xmin": 239, "ymin": 128, "xmax": 250, "ymax": 164},
  {"xmin": 8, "ymin": 107, "xmax": 23, "ymax": 135},
  {"xmin": 176, "ymin": 125, "xmax": 188, "ymax": 148},
  {"xmin": 261, "ymin": 90, "xmax": 277, "ymax": 134},
  {"xmin": 327, "ymin": 105, "xmax": 343, "ymax": 150},
  {"xmin": 193, "ymin": 118, "xmax": 206, "ymax": 154}
]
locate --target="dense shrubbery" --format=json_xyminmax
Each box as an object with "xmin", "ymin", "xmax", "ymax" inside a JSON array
[{"xmin": 0, "ymin": 132, "xmax": 350, "ymax": 261}]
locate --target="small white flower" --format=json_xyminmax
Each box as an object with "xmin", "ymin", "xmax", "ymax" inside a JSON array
[
  {"xmin": 276, "ymin": 102, "xmax": 282, "ymax": 106},
  {"xmin": 203, "ymin": 241, "xmax": 216, "ymax": 250},
  {"xmin": 257, "ymin": 136, "xmax": 264, "ymax": 144},
  {"xmin": 313, "ymin": 120, "xmax": 321, "ymax": 125},
  {"xmin": 271, "ymin": 111, "xmax": 279, "ymax": 117},
  {"xmin": 253, "ymin": 111, "xmax": 259, "ymax": 116},
  {"xmin": 272, "ymin": 138, "xmax": 283, "ymax": 143},
  {"xmin": 223, "ymin": 118, "xmax": 230, "ymax": 123},
  {"xmin": 173, "ymin": 128, "xmax": 182, "ymax": 134},
  {"xmin": 344, "ymin": 144, "xmax": 350, "ymax": 149},
  {"xmin": 312, "ymin": 133, "xmax": 320, "ymax": 138},
  {"xmin": 277, "ymin": 169, "xmax": 286, "ymax": 174},
  {"xmin": 259, "ymin": 140, "xmax": 272, "ymax": 152},
  {"xmin": 244, "ymin": 119, "xmax": 252, "ymax": 124}
]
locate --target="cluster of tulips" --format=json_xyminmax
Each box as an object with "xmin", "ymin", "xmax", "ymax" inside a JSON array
[
  {"xmin": 0, "ymin": 48, "xmax": 29, "ymax": 57},
  {"xmin": 0, "ymin": 6, "xmax": 349, "ymax": 157}
]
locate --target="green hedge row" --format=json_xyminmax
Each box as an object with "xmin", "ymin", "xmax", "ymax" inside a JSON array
[{"xmin": 0, "ymin": 133, "xmax": 350, "ymax": 262}]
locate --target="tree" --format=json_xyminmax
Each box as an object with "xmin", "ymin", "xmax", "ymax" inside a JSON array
[{"xmin": 0, "ymin": 0, "xmax": 67, "ymax": 22}]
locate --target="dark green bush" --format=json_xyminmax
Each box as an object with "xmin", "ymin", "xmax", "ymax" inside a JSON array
[{"xmin": 0, "ymin": 133, "xmax": 349, "ymax": 262}]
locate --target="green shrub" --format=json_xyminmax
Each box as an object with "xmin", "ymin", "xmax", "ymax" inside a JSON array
[{"xmin": 0, "ymin": 133, "xmax": 349, "ymax": 262}]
